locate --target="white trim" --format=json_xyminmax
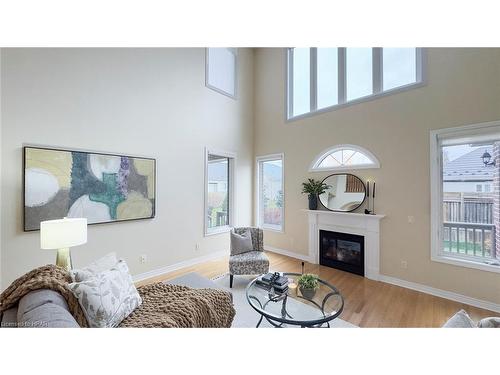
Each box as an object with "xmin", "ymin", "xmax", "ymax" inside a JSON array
[
  {"xmin": 205, "ymin": 48, "xmax": 238, "ymax": 99},
  {"xmin": 372, "ymin": 47, "xmax": 382, "ymax": 94},
  {"xmin": 132, "ymin": 250, "xmax": 227, "ymax": 283},
  {"xmin": 430, "ymin": 120, "xmax": 500, "ymax": 273},
  {"xmin": 286, "ymin": 48, "xmax": 293, "ymax": 119},
  {"xmin": 309, "ymin": 143, "xmax": 380, "ymax": 172},
  {"xmin": 379, "ymin": 275, "xmax": 500, "ymax": 313},
  {"xmin": 204, "ymin": 147, "xmax": 236, "ymax": 237},
  {"xmin": 287, "ymin": 81, "xmax": 426, "ymax": 122},
  {"xmin": 256, "ymin": 153, "xmax": 285, "ymax": 232},
  {"xmin": 430, "ymin": 119, "xmax": 500, "ymax": 141},
  {"xmin": 431, "ymin": 254, "xmax": 500, "ymax": 274},
  {"xmin": 302, "ymin": 209, "xmax": 385, "ymax": 220},
  {"xmin": 310, "ymin": 48, "xmax": 317, "ymax": 112},
  {"xmin": 264, "ymin": 245, "xmax": 313, "ymax": 263},
  {"xmin": 204, "ymin": 226, "xmax": 232, "ymax": 236},
  {"xmin": 416, "ymin": 47, "xmax": 426, "ymax": 84},
  {"xmin": 338, "ymin": 47, "xmax": 346, "ymax": 104},
  {"xmin": 286, "ymin": 47, "xmax": 426, "ymax": 122}
]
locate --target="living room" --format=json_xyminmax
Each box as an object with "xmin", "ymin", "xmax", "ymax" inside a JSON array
[{"xmin": 0, "ymin": 1, "xmax": 499, "ymax": 373}]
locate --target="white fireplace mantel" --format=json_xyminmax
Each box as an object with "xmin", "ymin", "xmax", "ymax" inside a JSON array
[{"xmin": 302, "ymin": 209, "xmax": 385, "ymax": 281}]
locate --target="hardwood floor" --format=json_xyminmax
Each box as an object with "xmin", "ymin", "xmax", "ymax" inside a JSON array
[{"xmin": 136, "ymin": 251, "xmax": 496, "ymax": 327}]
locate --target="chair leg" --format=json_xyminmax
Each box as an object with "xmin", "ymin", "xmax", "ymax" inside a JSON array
[{"xmin": 230, "ymin": 274, "xmax": 234, "ymax": 288}]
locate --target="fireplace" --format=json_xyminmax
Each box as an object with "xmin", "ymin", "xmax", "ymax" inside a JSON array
[{"xmin": 320, "ymin": 230, "xmax": 365, "ymax": 276}]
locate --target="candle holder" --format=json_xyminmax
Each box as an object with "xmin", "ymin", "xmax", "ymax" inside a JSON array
[{"xmin": 364, "ymin": 180, "xmax": 376, "ymax": 215}]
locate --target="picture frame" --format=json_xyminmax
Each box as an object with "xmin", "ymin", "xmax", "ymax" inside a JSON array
[{"xmin": 23, "ymin": 145, "xmax": 156, "ymax": 231}]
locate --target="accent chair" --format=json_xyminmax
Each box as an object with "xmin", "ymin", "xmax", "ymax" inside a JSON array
[{"xmin": 229, "ymin": 227, "xmax": 269, "ymax": 288}]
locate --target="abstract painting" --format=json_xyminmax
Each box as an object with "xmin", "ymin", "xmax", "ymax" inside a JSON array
[{"xmin": 23, "ymin": 146, "xmax": 156, "ymax": 231}]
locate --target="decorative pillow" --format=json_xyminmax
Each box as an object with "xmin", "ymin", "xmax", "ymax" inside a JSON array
[
  {"xmin": 71, "ymin": 252, "xmax": 119, "ymax": 282},
  {"xmin": 69, "ymin": 260, "xmax": 142, "ymax": 328},
  {"xmin": 442, "ymin": 309, "xmax": 476, "ymax": 328},
  {"xmin": 477, "ymin": 317, "xmax": 500, "ymax": 328},
  {"xmin": 230, "ymin": 229, "xmax": 254, "ymax": 255}
]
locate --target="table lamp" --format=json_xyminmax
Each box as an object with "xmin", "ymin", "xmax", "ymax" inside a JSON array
[{"xmin": 40, "ymin": 217, "xmax": 87, "ymax": 271}]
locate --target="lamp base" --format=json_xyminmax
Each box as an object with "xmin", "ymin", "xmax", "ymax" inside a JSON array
[{"xmin": 56, "ymin": 248, "xmax": 72, "ymax": 271}]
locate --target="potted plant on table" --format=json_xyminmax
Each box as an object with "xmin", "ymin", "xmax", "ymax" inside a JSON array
[
  {"xmin": 297, "ymin": 273, "xmax": 319, "ymax": 300},
  {"xmin": 302, "ymin": 178, "xmax": 330, "ymax": 210}
]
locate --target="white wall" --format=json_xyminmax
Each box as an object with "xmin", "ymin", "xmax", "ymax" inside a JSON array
[
  {"xmin": 254, "ymin": 48, "xmax": 500, "ymax": 304},
  {"xmin": 0, "ymin": 48, "xmax": 254, "ymax": 288}
]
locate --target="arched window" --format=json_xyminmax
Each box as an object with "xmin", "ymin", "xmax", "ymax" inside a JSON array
[{"xmin": 310, "ymin": 144, "xmax": 380, "ymax": 172}]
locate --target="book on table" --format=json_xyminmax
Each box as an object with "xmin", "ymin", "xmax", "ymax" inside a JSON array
[
  {"xmin": 256, "ymin": 274, "xmax": 289, "ymax": 294},
  {"xmin": 261, "ymin": 272, "xmax": 288, "ymax": 286}
]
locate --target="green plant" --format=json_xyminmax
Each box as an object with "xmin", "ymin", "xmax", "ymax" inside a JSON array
[
  {"xmin": 297, "ymin": 273, "xmax": 319, "ymax": 290},
  {"xmin": 301, "ymin": 178, "xmax": 330, "ymax": 196}
]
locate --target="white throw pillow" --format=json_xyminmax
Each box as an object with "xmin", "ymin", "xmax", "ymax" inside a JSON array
[
  {"xmin": 477, "ymin": 317, "xmax": 500, "ymax": 328},
  {"xmin": 71, "ymin": 252, "xmax": 119, "ymax": 282},
  {"xmin": 230, "ymin": 229, "xmax": 254, "ymax": 255},
  {"xmin": 69, "ymin": 260, "xmax": 142, "ymax": 328},
  {"xmin": 442, "ymin": 309, "xmax": 476, "ymax": 328}
]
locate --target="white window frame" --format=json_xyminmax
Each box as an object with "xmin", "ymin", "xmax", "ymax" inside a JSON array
[
  {"xmin": 204, "ymin": 147, "xmax": 236, "ymax": 236},
  {"xmin": 256, "ymin": 153, "xmax": 285, "ymax": 233},
  {"xmin": 309, "ymin": 144, "xmax": 380, "ymax": 172},
  {"xmin": 430, "ymin": 120, "xmax": 500, "ymax": 274},
  {"xmin": 286, "ymin": 48, "xmax": 426, "ymax": 121},
  {"xmin": 205, "ymin": 48, "xmax": 238, "ymax": 99}
]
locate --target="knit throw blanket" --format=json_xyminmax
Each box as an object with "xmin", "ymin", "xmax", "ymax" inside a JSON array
[
  {"xmin": 120, "ymin": 283, "xmax": 235, "ymax": 328},
  {"xmin": 0, "ymin": 265, "xmax": 235, "ymax": 328}
]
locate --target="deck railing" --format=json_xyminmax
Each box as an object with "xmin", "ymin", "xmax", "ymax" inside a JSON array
[
  {"xmin": 443, "ymin": 195, "xmax": 493, "ymax": 224},
  {"xmin": 207, "ymin": 211, "xmax": 228, "ymax": 228},
  {"xmin": 443, "ymin": 221, "xmax": 496, "ymax": 259}
]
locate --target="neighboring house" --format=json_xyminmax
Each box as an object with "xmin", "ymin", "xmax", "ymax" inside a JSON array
[
  {"xmin": 443, "ymin": 146, "xmax": 493, "ymax": 193},
  {"xmin": 207, "ymin": 161, "xmax": 228, "ymax": 193}
]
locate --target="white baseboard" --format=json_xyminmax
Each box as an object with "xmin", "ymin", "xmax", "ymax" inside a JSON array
[
  {"xmin": 264, "ymin": 245, "xmax": 314, "ymax": 263},
  {"xmin": 379, "ymin": 275, "xmax": 500, "ymax": 313},
  {"xmin": 132, "ymin": 250, "xmax": 227, "ymax": 283}
]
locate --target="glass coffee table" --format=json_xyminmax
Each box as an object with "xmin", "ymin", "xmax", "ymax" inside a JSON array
[{"xmin": 246, "ymin": 273, "xmax": 344, "ymax": 328}]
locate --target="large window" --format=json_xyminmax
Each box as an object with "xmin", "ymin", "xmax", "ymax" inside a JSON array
[
  {"xmin": 287, "ymin": 47, "xmax": 424, "ymax": 120},
  {"xmin": 205, "ymin": 48, "xmax": 237, "ymax": 99},
  {"xmin": 257, "ymin": 154, "xmax": 284, "ymax": 231},
  {"xmin": 346, "ymin": 48, "xmax": 373, "ymax": 101},
  {"xmin": 430, "ymin": 121, "xmax": 500, "ymax": 273},
  {"xmin": 205, "ymin": 148, "xmax": 235, "ymax": 235}
]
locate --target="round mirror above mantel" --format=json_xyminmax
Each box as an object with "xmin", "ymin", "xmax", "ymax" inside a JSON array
[{"xmin": 318, "ymin": 173, "xmax": 366, "ymax": 212}]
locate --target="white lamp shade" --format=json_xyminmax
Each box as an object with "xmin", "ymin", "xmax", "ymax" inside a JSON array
[{"xmin": 40, "ymin": 218, "xmax": 87, "ymax": 249}]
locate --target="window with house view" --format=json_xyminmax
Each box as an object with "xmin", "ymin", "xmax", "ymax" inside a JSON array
[
  {"xmin": 287, "ymin": 48, "xmax": 423, "ymax": 119},
  {"xmin": 257, "ymin": 154, "xmax": 284, "ymax": 231},
  {"xmin": 432, "ymin": 124, "xmax": 500, "ymax": 269},
  {"xmin": 206, "ymin": 152, "xmax": 233, "ymax": 234}
]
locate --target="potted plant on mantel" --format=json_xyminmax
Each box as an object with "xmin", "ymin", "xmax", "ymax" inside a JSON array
[
  {"xmin": 301, "ymin": 178, "xmax": 330, "ymax": 210},
  {"xmin": 297, "ymin": 273, "xmax": 320, "ymax": 300}
]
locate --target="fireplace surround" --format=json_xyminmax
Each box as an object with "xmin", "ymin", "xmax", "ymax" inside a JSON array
[{"xmin": 303, "ymin": 209, "xmax": 385, "ymax": 280}]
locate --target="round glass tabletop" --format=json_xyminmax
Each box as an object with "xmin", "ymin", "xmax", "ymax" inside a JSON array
[{"xmin": 245, "ymin": 273, "xmax": 344, "ymax": 327}]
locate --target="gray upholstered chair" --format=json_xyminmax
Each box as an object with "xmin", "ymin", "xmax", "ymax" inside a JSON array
[{"xmin": 229, "ymin": 227, "xmax": 269, "ymax": 288}]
